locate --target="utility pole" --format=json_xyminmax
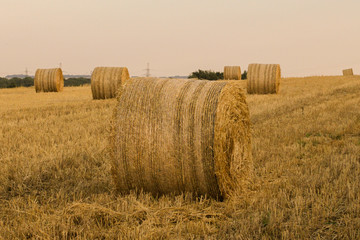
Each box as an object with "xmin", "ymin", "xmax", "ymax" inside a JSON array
[
  {"xmin": 145, "ymin": 62, "xmax": 150, "ymax": 77},
  {"xmin": 25, "ymin": 68, "xmax": 28, "ymax": 77},
  {"xmin": 59, "ymin": 62, "xmax": 62, "ymax": 69}
]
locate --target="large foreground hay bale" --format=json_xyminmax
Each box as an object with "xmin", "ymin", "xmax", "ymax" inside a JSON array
[
  {"xmin": 224, "ymin": 66, "xmax": 241, "ymax": 80},
  {"xmin": 91, "ymin": 67, "xmax": 130, "ymax": 99},
  {"xmin": 343, "ymin": 68, "xmax": 354, "ymax": 76},
  {"xmin": 247, "ymin": 64, "xmax": 281, "ymax": 94},
  {"xmin": 34, "ymin": 68, "xmax": 64, "ymax": 92},
  {"xmin": 111, "ymin": 78, "xmax": 252, "ymax": 199}
]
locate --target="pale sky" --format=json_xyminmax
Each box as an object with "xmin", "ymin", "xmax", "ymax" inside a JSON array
[{"xmin": 1, "ymin": 0, "xmax": 359, "ymax": 77}]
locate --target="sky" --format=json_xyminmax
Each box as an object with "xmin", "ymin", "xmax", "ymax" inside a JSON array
[{"xmin": 0, "ymin": 0, "xmax": 359, "ymax": 77}]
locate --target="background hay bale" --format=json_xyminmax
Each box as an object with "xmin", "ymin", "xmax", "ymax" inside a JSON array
[
  {"xmin": 91, "ymin": 67, "xmax": 130, "ymax": 99},
  {"xmin": 110, "ymin": 78, "xmax": 252, "ymax": 199},
  {"xmin": 343, "ymin": 68, "xmax": 354, "ymax": 76},
  {"xmin": 247, "ymin": 64, "xmax": 281, "ymax": 94},
  {"xmin": 34, "ymin": 68, "xmax": 64, "ymax": 93},
  {"xmin": 224, "ymin": 66, "xmax": 241, "ymax": 80}
]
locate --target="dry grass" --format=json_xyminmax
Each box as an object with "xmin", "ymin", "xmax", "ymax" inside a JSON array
[
  {"xmin": 34, "ymin": 68, "xmax": 64, "ymax": 92},
  {"xmin": 0, "ymin": 75, "xmax": 360, "ymax": 239}
]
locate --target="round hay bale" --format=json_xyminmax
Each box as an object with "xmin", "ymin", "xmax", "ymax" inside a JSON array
[
  {"xmin": 247, "ymin": 64, "xmax": 281, "ymax": 94},
  {"xmin": 343, "ymin": 68, "xmax": 354, "ymax": 76},
  {"xmin": 91, "ymin": 67, "xmax": 130, "ymax": 99},
  {"xmin": 110, "ymin": 78, "xmax": 252, "ymax": 199},
  {"xmin": 34, "ymin": 68, "xmax": 64, "ymax": 93},
  {"xmin": 224, "ymin": 66, "xmax": 241, "ymax": 80}
]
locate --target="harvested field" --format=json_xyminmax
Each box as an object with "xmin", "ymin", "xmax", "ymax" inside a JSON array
[{"xmin": 0, "ymin": 75, "xmax": 359, "ymax": 239}]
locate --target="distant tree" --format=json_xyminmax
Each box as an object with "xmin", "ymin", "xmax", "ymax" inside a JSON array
[
  {"xmin": 0, "ymin": 78, "xmax": 7, "ymax": 88},
  {"xmin": 64, "ymin": 78, "xmax": 91, "ymax": 87},
  {"xmin": 0, "ymin": 77, "xmax": 91, "ymax": 89},
  {"xmin": 23, "ymin": 77, "xmax": 35, "ymax": 87},
  {"xmin": 7, "ymin": 82, "xmax": 16, "ymax": 88},
  {"xmin": 188, "ymin": 69, "xmax": 223, "ymax": 80},
  {"xmin": 0, "ymin": 77, "xmax": 34, "ymax": 88},
  {"xmin": 241, "ymin": 70, "xmax": 247, "ymax": 80}
]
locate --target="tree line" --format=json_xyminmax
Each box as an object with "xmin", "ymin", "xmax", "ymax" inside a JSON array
[
  {"xmin": 0, "ymin": 77, "xmax": 91, "ymax": 89},
  {"xmin": 1, "ymin": 70, "xmax": 247, "ymax": 89},
  {"xmin": 188, "ymin": 69, "xmax": 247, "ymax": 80}
]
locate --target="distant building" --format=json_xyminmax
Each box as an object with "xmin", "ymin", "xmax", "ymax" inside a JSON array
[
  {"xmin": 4, "ymin": 74, "xmax": 91, "ymax": 79},
  {"xmin": 64, "ymin": 75, "xmax": 91, "ymax": 79},
  {"xmin": 5, "ymin": 74, "xmax": 32, "ymax": 79}
]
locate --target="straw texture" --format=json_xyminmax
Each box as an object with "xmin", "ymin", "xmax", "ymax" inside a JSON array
[
  {"xmin": 247, "ymin": 64, "xmax": 281, "ymax": 94},
  {"xmin": 343, "ymin": 68, "xmax": 354, "ymax": 76},
  {"xmin": 224, "ymin": 66, "xmax": 241, "ymax": 80},
  {"xmin": 91, "ymin": 67, "xmax": 130, "ymax": 99},
  {"xmin": 110, "ymin": 78, "xmax": 252, "ymax": 199},
  {"xmin": 34, "ymin": 68, "xmax": 64, "ymax": 93}
]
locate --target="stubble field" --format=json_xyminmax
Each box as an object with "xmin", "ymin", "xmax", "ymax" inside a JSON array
[{"xmin": 0, "ymin": 76, "xmax": 359, "ymax": 239}]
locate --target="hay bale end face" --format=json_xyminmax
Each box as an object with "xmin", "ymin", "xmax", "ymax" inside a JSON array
[
  {"xmin": 111, "ymin": 78, "xmax": 252, "ymax": 199},
  {"xmin": 34, "ymin": 68, "xmax": 64, "ymax": 92},
  {"xmin": 224, "ymin": 66, "xmax": 242, "ymax": 80},
  {"xmin": 247, "ymin": 64, "xmax": 281, "ymax": 94},
  {"xmin": 343, "ymin": 68, "xmax": 354, "ymax": 76},
  {"xmin": 91, "ymin": 67, "xmax": 130, "ymax": 99}
]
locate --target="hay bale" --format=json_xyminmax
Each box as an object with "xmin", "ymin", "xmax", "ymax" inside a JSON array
[
  {"xmin": 110, "ymin": 78, "xmax": 252, "ymax": 199},
  {"xmin": 343, "ymin": 68, "xmax": 354, "ymax": 76},
  {"xmin": 34, "ymin": 68, "xmax": 64, "ymax": 92},
  {"xmin": 247, "ymin": 64, "xmax": 281, "ymax": 94},
  {"xmin": 91, "ymin": 67, "xmax": 130, "ymax": 99},
  {"xmin": 224, "ymin": 66, "xmax": 241, "ymax": 80}
]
